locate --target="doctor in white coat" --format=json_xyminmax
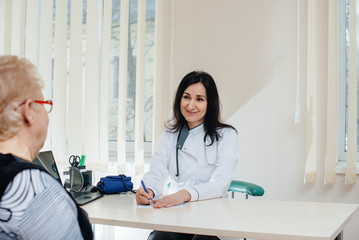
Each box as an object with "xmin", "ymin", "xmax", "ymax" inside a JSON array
[{"xmin": 136, "ymin": 70, "xmax": 239, "ymax": 240}]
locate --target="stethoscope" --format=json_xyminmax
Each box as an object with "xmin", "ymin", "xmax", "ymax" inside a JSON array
[{"xmin": 175, "ymin": 124, "xmax": 218, "ymax": 181}]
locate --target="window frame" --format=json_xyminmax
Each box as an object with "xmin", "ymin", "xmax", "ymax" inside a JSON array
[{"xmin": 337, "ymin": 0, "xmax": 359, "ymax": 173}]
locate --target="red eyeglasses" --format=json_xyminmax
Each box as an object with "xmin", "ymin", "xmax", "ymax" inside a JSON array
[
  {"xmin": 17, "ymin": 99, "xmax": 53, "ymax": 113},
  {"xmin": 33, "ymin": 100, "xmax": 53, "ymax": 113}
]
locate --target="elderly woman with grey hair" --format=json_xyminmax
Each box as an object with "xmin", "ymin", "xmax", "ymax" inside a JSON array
[{"xmin": 0, "ymin": 56, "xmax": 92, "ymax": 240}]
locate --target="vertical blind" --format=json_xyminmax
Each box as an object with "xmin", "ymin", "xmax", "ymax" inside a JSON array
[
  {"xmin": 304, "ymin": 0, "xmax": 318, "ymax": 183},
  {"xmin": 135, "ymin": 0, "xmax": 146, "ymax": 174},
  {"xmin": 68, "ymin": 0, "xmax": 83, "ymax": 158},
  {"xmin": 11, "ymin": 0, "xmax": 26, "ymax": 57},
  {"xmin": 118, "ymin": 0, "xmax": 130, "ymax": 172},
  {"xmin": 345, "ymin": 0, "xmax": 357, "ymax": 184},
  {"xmin": 324, "ymin": 0, "xmax": 338, "ymax": 184},
  {"xmin": 100, "ymin": 0, "xmax": 112, "ymax": 166},
  {"xmin": 52, "ymin": 0, "xmax": 67, "ymax": 161},
  {"xmin": 84, "ymin": 0, "xmax": 101, "ymax": 165},
  {"xmin": 0, "ymin": 0, "xmax": 162, "ymax": 174}
]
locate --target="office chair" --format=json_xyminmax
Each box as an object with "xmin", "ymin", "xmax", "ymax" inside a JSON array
[
  {"xmin": 227, "ymin": 180, "xmax": 264, "ymax": 240},
  {"xmin": 228, "ymin": 180, "xmax": 264, "ymax": 199}
]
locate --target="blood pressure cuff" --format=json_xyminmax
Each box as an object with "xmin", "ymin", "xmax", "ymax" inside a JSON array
[{"xmin": 97, "ymin": 174, "xmax": 134, "ymax": 194}]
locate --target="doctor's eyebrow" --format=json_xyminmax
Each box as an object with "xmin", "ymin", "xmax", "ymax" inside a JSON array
[{"xmin": 183, "ymin": 91, "xmax": 207, "ymax": 99}]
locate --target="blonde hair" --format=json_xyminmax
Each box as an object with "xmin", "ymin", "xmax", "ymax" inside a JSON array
[{"xmin": 0, "ymin": 55, "xmax": 44, "ymax": 140}]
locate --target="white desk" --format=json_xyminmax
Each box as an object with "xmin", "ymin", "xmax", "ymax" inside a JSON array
[{"xmin": 82, "ymin": 194, "xmax": 358, "ymax": 240}]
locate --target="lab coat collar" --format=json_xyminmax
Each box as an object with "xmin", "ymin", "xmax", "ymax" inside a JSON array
[{"xmin": 188, "ymin": 122, "xmax": 204, "ymax": 136}]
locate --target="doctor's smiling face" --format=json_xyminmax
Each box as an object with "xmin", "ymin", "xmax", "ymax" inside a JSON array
[
  {"xmin": 180, "ymin": 82, "xmax": 208, "ymax": 129},
  {"xmin": 171, "ymin": 71, "xmax": 221, "ymax": 134}
]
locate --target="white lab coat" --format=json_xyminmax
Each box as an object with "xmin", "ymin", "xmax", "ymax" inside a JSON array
[{"xmin": 143, "ymin": 124, "xmax": 239, "ymax": 201}]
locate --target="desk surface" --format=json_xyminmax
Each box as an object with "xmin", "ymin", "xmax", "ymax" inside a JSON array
[{"xmin": 82, "ymin": 194, "xmax": 358, "ymax": 240}]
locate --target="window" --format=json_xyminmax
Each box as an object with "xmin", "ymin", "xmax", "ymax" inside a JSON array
[
  {"xmin": 338, "ymin": 0, "xmax": 359, "ymax": 163},
  {"xmin": 108, "ymin": 0, "xmax": 155, "ymax": 144},
  {"xmin": 62, "ymin": 0, "xmax": 155, "ymax": 163},
  {"xmin": 107, "ymin": 0, "xmax": 156, "ymax": 163},
  {"xmin": 0, "ymin": 0, "xmax": 156, "ymax": 163}
]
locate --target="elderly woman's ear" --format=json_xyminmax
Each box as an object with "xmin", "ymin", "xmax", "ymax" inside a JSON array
[{"xmin": 20, "ymin": 99, "xmax": 35, "ymax": 126}]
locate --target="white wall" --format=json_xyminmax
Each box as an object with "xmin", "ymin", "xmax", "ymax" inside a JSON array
[{"xmin": 163, "ymin": 0, "xmax": 359, "ymax": 239}]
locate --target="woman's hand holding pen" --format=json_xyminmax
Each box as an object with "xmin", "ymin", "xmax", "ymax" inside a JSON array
[
  {"xmin": 136, "ymin": 187, "xmax": 154, "ymax": 205},
  {"xmin": 152, "ymin": 190, "xmax": 190, "ymax": 209}
]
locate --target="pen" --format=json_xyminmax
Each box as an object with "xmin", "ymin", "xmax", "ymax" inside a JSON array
[
  {"xmin": 80, "ymin": 155, "xmax": 86, "ymax": 166},
  {"xmin": 140, "ymin": 179, "xmax": 152, "ymax": 204}
]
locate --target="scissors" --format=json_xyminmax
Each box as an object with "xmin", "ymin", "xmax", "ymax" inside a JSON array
[{"xmin": 69, "ymin": 155, "xmax": 81, "ymax": 167}]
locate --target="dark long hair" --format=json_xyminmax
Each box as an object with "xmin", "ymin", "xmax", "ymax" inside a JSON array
[{"xmin": 167, "ymin": 70, "xmax": 237, "ymax": 145}]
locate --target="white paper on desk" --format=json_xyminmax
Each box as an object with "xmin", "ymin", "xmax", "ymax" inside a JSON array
[
  {"xmin": 136, "ymin": 195, "xmax": 186, "ymax": 209},
  {"xmin": 137, "ymin": 203, "xmax": 186, "ymax": 209}
]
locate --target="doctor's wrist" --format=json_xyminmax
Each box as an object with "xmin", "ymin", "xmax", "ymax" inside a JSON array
[
  {"xmin": 147, "ymin": 188, "xmax": 154, "ymax": 198},
  {"xmin": 180, "ymin": 189, "xmax": 191, "ymax": 202}
]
